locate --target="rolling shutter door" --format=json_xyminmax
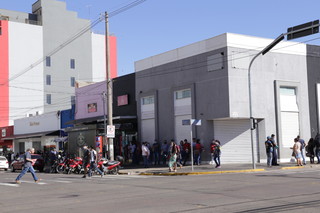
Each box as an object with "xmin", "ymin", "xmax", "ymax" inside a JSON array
[
  {"xmin": 141, "ymin": 118, "xmax": 155, "ymax": 143},
  {"xmin": 214, "ymin": 119, "xmax": 256, "ymax": 163}
]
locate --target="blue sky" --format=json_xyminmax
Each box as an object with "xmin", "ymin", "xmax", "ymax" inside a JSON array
[{"xmin": 2, "ymin": 0, "xmax": 320, "ymax": 76}]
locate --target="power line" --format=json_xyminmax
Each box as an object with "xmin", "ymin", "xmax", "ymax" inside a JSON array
[
  {"xmin": 1, "ymin": 0, "xmax": 147, "ymax": 86},
  {"xmin": 136, "ymin": 36, "xmax": 320, "ymax": 79}
]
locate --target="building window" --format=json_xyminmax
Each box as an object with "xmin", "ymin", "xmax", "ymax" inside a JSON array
[
  {"xmin": 46, "ymin": 56, "xmax": 51, "ymax": 67},
  {"xmin": 46, "ymin": 75, "xmax": 51, "ymax": 85},
  {"xmin": 71, "ymin": 96, "xmax": 75, "ymax": 105},
  {"xmin": 207, "ymin": 52, "xmax": 224, "ymax": 72},
  {"xmin": 46, "ymin": 94, "xmax": 51, "ymax": 104},
  {"xmin": 175, "ymin": 89, "xmax": 191, "ymax": 100},
  {"xmin": 70, "ymin": 59, "xmax": 75, "ymax": 69},
  {"xmin": 71, "ymin": 77, "xmax": 75, "ymax": 87},
  {"xmin": 88, "ymin": 103, "xmax": 97, "ymax": 113},
  {"xmin": 142, "ymin": 96, "xmax": 154, "ymax": 105}
]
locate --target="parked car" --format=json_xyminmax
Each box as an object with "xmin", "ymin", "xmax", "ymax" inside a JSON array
[
  {"xmin": 11, "ymin": 154, "xmax": 44, "ymax": 172},
  {"xmin": 0, "ymin": 156, "xmax": 9, "ymax": 171}
]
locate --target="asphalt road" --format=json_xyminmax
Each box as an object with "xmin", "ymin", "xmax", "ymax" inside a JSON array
[{"xmin": 1, "ymin": 168, "xmax": 320, "ymax": 213}]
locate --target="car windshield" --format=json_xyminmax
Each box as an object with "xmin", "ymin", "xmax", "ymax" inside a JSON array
[{"xmin": 0, "ymin": 156, "xmax": 6, "ymax": 160}]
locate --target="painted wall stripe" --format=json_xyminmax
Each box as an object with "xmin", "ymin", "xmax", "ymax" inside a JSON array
[{"xmin": 0, "ymin": 20, "xmax": 9, "ymax": 126}]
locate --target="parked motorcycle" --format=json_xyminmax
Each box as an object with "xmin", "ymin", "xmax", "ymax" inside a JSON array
[
  {"xmin": 56, "ymin": 157, "xmax": 74, "ymax": 174},
  {"xmin": 97, "ymin": 158, "xmax": 121, "ymax": 175},
  {"xmin": 67, "ymin": 157, "xmax": 83, "ymax": 174}
]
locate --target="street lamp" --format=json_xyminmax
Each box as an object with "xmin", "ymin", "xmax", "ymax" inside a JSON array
[{"xmin": 248, "ymin": 20, "xmax": 319, "ymax": 169}]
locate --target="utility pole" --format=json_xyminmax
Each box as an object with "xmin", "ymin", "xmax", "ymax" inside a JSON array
[
  {"xmin": 102, "ymin": 91, "xmax": 107, "ymax": 158},
  {"xmin": 105, "ymin": 12, "xmax": 114, "ymax": 160}
]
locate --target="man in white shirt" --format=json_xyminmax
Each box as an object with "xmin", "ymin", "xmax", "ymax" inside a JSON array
[
  {"xmin": 88, "ymin": 146, "xmax": 104, "ymax": 178},
  {"xmin": 141, "ymin": 142, "xmax": 150, "ymax": 168}
]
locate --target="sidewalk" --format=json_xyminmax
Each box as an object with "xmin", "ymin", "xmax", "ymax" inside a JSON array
[{"xmin": 119, "ymin": 162, "xmax": 320, "ymax": 176}]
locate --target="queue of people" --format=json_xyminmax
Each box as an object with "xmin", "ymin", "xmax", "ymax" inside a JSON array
[
  {"xmin": 265, "ymin": 133, "xmax": 320, "ymax": 167},
  {"xmin": 124, "ymin": 138, "xmax": 222, "ymax": 171}
]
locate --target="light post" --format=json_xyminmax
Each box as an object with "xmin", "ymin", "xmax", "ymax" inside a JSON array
[
  {"xmin": 248, "ymin": 20, "xmax": 319, "ymax": 169},
  {"xmin": 105, "ymin": 12, "xmax": 114, "ymax": 161}
]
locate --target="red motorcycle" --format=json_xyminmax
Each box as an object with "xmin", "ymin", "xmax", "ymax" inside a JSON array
[
  {"xmin": 56, "ymin": 157, "xmax": 72, "ymax": 174},
  {"xmin": 97, "ymin": 158, "xmax": 121, "ymax": 175},
  {"xmin": 67, "ymin": 157, "xmax": 83, "ymax": 174}
]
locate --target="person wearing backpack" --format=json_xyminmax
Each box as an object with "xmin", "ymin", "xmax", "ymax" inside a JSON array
[
  {"xmin": 213, "ymin": 140, "xmax": 221, "ymax": 168},
  {"xmin": 265, "ymin": 136, "xmax": 274, "ymax": 167},
  {"xmin": 314, "ymin": 134, "xmax": 320, "ymax": 163},
  {"xmin": 306, "ymin": 137, "xmax": 315, "ymax": 164},
  {"xmin": 88, "ymin": 146, "xmax": 104, "ymax": 178}
]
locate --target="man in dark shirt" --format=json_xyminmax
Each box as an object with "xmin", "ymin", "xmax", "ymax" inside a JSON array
[
  {"xmin": 15, "ymin": 148, "xmax": 40, "ymax": 184},
  {"xmin": 82, "ymin": 145, "xmax": 90, "ymax": 178}
]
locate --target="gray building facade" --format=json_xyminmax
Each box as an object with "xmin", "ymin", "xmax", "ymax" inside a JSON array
[{"xmin": 135, "ymin": 33, "xmax": 312, "ymax": 163}]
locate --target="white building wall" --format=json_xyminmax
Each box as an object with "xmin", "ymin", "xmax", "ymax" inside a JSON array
[
  {"xmin": 14, "ymin": 111, "xmax": 60, "ymax": 135},
  {"xmin": 8, "ymin": 21, "xmax": 44, "ymax": 125},
  {"xmin": 91, "ymin": 33, "xmax": 107, "ymax": 81}
]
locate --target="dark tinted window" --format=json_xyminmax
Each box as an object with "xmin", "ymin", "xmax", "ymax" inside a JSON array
[{"xmin": 31, "ymin": 155, "xmax": 43, "ymax": 159}]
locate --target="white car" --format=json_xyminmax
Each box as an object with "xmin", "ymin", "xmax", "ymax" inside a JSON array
[{"xmin": 0, "ymin": 156, "xmax": 9, "ymax": 171}]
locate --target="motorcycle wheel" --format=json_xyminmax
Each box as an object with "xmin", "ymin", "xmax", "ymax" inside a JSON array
[
  {"xmin": 109, "ymin": 166, "xmax": 119, "ymax": 175},
  {"xmin": 56, "ymin": 165, "xmax": 65, "ymax": 174},
  {"xmin": 67, "ymin": 168, "xmax": 72, "ymax": 174}
]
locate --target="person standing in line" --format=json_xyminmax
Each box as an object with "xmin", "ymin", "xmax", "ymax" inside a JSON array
[
  {"xmin": 270, "ymin": 134, "xmax": 279, "ymax": 166},
  {"xmin": 210, "ymin": 140, "xmax": 216, "ymax": 165},
  {"xmin": 15, "ymin": 148, "xmax": 40, "ymax": 184},
  {"xmin": 194, "ymin": 139, "xmax": 204, "ymax": 165},
  {"xmin": 161, "ymin": 140, "xmax": 169, "ymax": 165},
  {"xmin": 141, "ymin": 142, "xmax": 150, "ymax": 168},
  {"xmin": 152, "ymin": 140, "xmax": 161, "ymax": 165},
  {"xmin": 82, "ymin": 145, "xmax": 90, "ymax": 178},
  {"xmin": 314, "ymin": 134, "xmax": 320, "ymax": 163},
  {"xmin": 265, "ymin": 136, "xmax": 274, "ymax": 168},
  {"xmin": 293, "ymin": 138, "xmax": 303, "ymax": 166},
  {"xmin": 168, "ymin": 140, "xmax": 178, "ymax": 172},
  {"xmin": 297, "ymin": 135, "xmax": 306, "ymax": 165},
  {"xmin": 182, "ymin": 139, "xmax": 190, "ymax": 166},
  {"xmin": 306, "ymin": 138, "xmax": 315, "ymax": 164},
  {"xmin": 88, "ymin": 146, "xmax": 104, "ymax": 178}
]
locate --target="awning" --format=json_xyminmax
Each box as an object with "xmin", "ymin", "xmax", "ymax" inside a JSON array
[
  {"xmin": 53, "ymin": 137, "xmax": 68, "ymax": 143},
  {"xmin": 11, "ymin": 130, "xmax": 62, "ymax": 139},
  {"xmin": 66, "ymin": 115, "xmax": 137, "ymax": 125}
]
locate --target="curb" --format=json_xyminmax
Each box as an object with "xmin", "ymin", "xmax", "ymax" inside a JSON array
[
  {"xmin": 281, "ymin": 166, "xmax": 305, "ymax": 170},
  {"xmin": 139, "ymin": 168, "xmax": 265, "ymax": 176}
]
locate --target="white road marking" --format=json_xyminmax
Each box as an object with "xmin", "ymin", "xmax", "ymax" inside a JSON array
[
  {"xmin": 21, "ymin": 180, "xmax": 47, "ymax": 185},
  {"xmin": 0, "ymin": 183, "xmax": 19, "ymax": 187}
]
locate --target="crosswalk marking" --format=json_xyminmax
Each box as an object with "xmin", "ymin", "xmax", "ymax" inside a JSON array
[
  {"xmin": 0, "ymin": 183, "xmax": 19, "ymax": 187},
  {"xmin": 0, "ymin": 174, "xmax": 162, "ymax": 187}
]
